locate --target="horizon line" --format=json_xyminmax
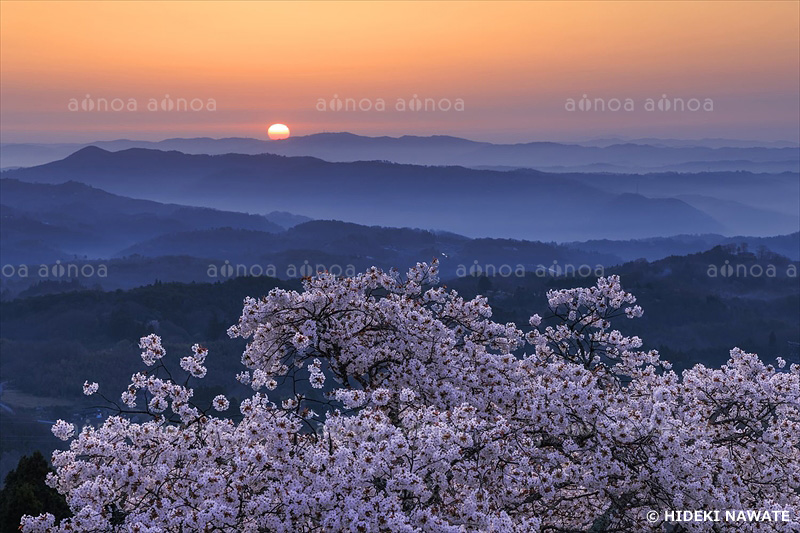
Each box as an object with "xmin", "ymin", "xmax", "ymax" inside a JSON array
[{"xmin": 2, "ymin": 132, "xmax": 799, "ymax": 147}]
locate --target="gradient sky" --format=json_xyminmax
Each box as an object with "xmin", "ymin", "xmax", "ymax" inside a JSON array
[{"xmin": 1, "ymin": 0, "xmax": 798, "ymax": 143}]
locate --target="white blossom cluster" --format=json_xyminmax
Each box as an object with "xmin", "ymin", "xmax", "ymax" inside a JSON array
[
  {"xmin": 23, "ymin": 261, "xmax": 800, "ymax": 532},
  {"xmin": 179, "ymin": 343, "xmax": 209, "ymax": 378}
]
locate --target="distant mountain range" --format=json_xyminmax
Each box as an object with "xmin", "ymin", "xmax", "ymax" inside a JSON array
[
  {"xmin": 0, "ymin": 178, "xmax": 616, "ymax": 293},
  {"xmin": 2, "ymin": 178, "xmax": 797, "ymax": 299},
  {"xmin": 2, "ymin": 133, "xmax": 798, "ymax": 172},
  {"xmin": 565, "ymin": 233, "xmax": 800, "ymax": 263},
  {"xmin": 567, "ymin": 137, "xmax": 799, "ymax": 149},
  {"xmin": 0, "ymin": 179, "xmax": 310, "ymax": 264},
  {"xmin": 5, "ymin": 146, "xmax": 797, "ymax": 241}
]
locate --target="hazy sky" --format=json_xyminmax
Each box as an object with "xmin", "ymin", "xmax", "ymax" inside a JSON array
[{"xmin": 1, "ymin": 1, "xmax": 798, "ymax": 143}]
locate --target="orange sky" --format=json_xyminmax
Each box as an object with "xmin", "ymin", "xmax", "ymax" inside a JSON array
[{"xmin": 1, "ymin": 1, "xmax": 798, "ymax": 142}]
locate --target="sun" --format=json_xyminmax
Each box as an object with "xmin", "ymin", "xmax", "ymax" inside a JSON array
[{"xmin": 268, "ymin": 123, "xmax": 290, "ymax": 140}]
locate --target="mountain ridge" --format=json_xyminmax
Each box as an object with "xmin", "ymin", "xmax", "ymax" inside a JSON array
[
  {"xmin": 3, "ymin": 148, "xmax": 746, "ymax": 241},
  {"xmin": 3, "ymin": 133, "xmax": 798, "ymax": 172}
]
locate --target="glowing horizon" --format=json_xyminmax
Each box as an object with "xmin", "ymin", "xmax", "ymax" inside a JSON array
[{"xmin": 1, "ymin": 1, "xmax": 798, "ymax": 143}]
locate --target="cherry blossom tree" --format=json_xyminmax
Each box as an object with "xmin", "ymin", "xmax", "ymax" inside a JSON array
[{"xmin": 21, "ymin": 261, "xmax": 800, "ymax": 532}]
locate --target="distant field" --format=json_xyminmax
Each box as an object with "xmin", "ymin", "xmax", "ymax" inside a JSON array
[{"xmin": 1, "ymin": 389, "xmax": 74, "ymax": 409}]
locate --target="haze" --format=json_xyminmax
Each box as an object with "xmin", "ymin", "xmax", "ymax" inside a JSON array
[{"xmin": 1, "ymin": 1, "xmax": 798, "ymax": 143}]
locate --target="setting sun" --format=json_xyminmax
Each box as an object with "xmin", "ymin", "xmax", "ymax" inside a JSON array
[{"xmin": 268, "ymin": 123, "xmax": 290, "ymax": 140}]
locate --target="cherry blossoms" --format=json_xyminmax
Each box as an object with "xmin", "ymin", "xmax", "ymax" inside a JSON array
[{"xmin": 22, "ymin": 261, "xmax": 800, "ymax": 532}]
